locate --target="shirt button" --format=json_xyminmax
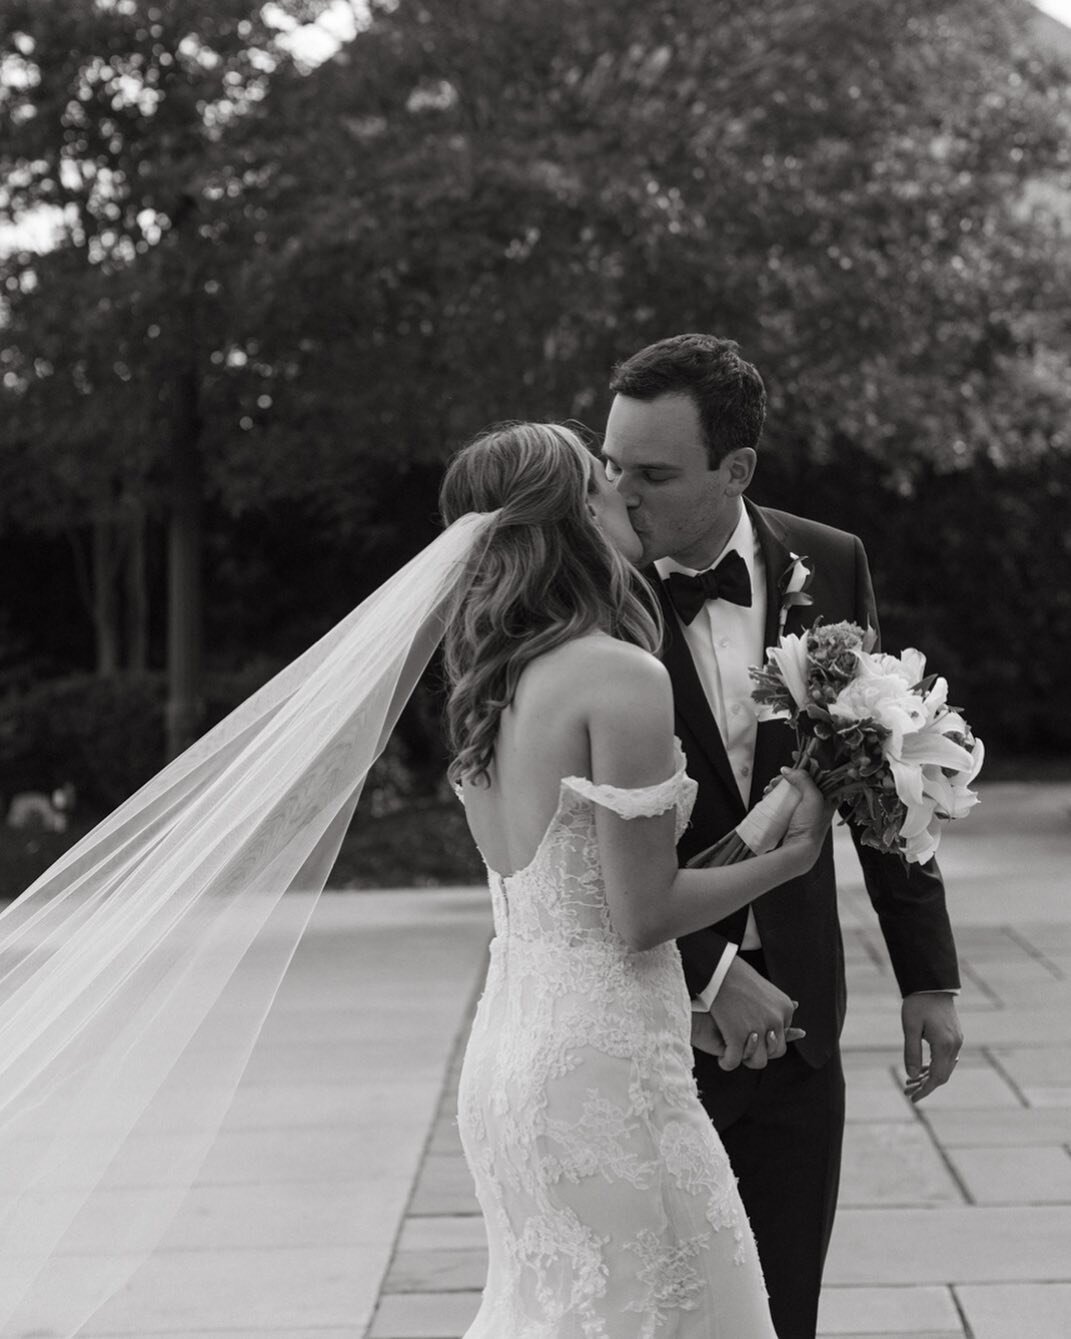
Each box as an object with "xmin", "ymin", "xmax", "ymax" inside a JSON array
[
  {"xmin": 718, "ymin": 638, "xmax": 730, "ymax": 649},
  {"xmin": 731, "ymin": 703, "xmax": 743, "ymax": 716},
  {"xmin": 741, "ymin": 764, "xmax": 751, "ymax": 777}
]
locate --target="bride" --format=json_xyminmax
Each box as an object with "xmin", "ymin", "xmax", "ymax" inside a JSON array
[{"xmin": 439, "ymin": 422, "xmax": 831, "ymax": 1338}]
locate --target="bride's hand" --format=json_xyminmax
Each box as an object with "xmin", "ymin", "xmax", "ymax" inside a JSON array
[
  {"xmin": 778, "ymin": 767, "xmax": 834, "ymax": 868},
  {"xmin": 691, "ymin": 1009, "xmax": 806, "ymax": 1058}
]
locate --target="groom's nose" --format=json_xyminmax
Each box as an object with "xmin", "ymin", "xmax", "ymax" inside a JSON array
[{"xmin": 612, "ymin": 473, "xmax": 640, "ymax": 506}]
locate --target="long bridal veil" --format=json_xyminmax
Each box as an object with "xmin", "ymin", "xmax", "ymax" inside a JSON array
[{"xmin": 0, "ymin": 510, "xmax": 496, "ymax": 1336}]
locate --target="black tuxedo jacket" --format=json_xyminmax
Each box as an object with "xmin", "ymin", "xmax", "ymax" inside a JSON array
[{"xmin": 652, "ymin": 501, "xmax": 960, "ymax": 1066}]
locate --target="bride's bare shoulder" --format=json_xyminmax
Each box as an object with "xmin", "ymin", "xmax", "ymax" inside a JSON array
[{"xmin": 526, "ymin": 634, "xmax": 670, "ymax": 712}]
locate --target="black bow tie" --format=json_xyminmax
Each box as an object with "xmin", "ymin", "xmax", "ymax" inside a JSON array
[{"xmin": 665, "ymin": 550, "xmax": 752, "ymax": 625}]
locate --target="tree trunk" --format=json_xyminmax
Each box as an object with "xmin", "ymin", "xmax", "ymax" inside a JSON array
[
  {"xmin": 165, "ymin": 368, "xmax": 204, "ymax": 760},
  {"xmin": 125, "ymin": 498, "xmax": 150, "ymax": 673},
  {"xmin": 91, "ymin": 513, "xmax": 120, "ymax": 677}
]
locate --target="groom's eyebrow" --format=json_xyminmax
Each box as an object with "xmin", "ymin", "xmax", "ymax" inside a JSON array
[{"xmin": 601, "ymin": 448, "xmax": 680, "ymax": 471}]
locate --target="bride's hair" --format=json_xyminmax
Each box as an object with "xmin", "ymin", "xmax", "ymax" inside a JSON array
[{"xmin": 440, "ymin": 421, "xmax": 661, "ymax": 786}]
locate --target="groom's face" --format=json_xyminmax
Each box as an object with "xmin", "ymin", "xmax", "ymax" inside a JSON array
[{"xmin": 602, "ymin": 392, "xmax": 749, "ymax": 569}]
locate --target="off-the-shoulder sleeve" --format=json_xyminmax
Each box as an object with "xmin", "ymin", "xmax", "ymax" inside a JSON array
[{"xmin": 561, "ymin": 761, "xmax": 693, "ymax": 821}]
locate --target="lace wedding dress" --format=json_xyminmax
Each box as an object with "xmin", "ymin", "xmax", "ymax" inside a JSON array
[{"xmin": 457, "ymin": 744, "xmax": 776, "ymax": 1338}]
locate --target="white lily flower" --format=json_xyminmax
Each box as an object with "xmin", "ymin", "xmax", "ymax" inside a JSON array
[
  {"xmin": 894, "ymin": 729, "xmax": 983, "ymax": 862},
  {"xmin": 768, "ymin": 631, "xmax": 811, "ymax": 711}
]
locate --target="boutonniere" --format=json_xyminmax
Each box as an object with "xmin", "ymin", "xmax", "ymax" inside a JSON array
[{"xmin": 777, "ymin": 553, "xmax": 814, "ymax": 636}]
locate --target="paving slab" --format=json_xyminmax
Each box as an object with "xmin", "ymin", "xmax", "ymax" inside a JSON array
[
  {"xmin": 947, "ymin": 1145, "xmax": 1071, "ymax": 1205},
  {"xmin": 816, "ymin": 1285, "xmax": 961, "ymax": 1334},
  {"xmin": 398, "ymin": 1215, "xmax": 487, "ymax": 1252},
  {"xmin": 839, "ymin": 1123, "xmax": 963, "ymax": 1207},
  {"xmin": 369, "ymin": 1290, "xmax": 481, "ymax": 1338},
  {"xmin": 907, "ymin": 1061, "xmax": 1022, "ymax": 1111},
  {"xmin": 409, "ymin": 1152, "xmax": 480, "ymax": 1216},
  {"xmin": 35, "ymin": 1246, "xmax": 380, "ymax": 1335},
  {"xmin": 87, "ymin": 1332, "xmax": 357, "ymax": 1338},
  {"xmin": 844, "ymin": 1065, "xmax": 916, "ymax": 1123},
  {"xmin": 825, "ymin": 1207, "xmax": 1071, "ymax": 1285},
  {"xmin": 384, "ymin": 1247, "xmax": 487, "ymax": 1292},
  {"xmin": 990, "ymin": 1044, "xmax": 1071, "ymax": 1087},
  {"xmin": 923, "ymin": 1107, "xmax": 1071, "ymax": 1146},
  {"xmin": 955, "ymin": 1283, "xmax": 1071, "ymax": 1339},
  {"xmin": 1022, "ymin": 1084, "xmax": 1071, "ymax": 1106}
]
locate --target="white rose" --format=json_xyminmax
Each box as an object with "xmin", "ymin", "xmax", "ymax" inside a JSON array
[{"xmin": 830, "ymin": 666, "xmax": 927, "ymax": 751}]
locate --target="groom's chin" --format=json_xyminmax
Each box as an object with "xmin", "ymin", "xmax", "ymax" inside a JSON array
[{"xmin": 636, "ymin": 537, "xmax": 660, "ymax": 567}]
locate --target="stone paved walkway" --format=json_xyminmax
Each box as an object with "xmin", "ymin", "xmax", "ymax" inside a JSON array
[
  {"xmin": 368, "ymin": 783, "xmax": 1071, "ymax": 1339},
  {"xmin": 41, "ymin": 783, "xmax": 1068, "ymax": 1337}
]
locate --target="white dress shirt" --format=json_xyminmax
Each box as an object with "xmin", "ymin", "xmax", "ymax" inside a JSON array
[{"xmin": 656, "ymin": 505, "xmax": 765, "ymax": 1008}]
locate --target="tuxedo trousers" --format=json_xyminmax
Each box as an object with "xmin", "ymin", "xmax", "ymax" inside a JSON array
[{"xmin": 692, "ymin": 955, "xmax": 846, "ymax": 1339}]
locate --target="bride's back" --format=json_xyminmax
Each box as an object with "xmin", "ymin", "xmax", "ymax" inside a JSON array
[{"xmin": 461, "ymin": 632, "xmax": 630, "ymax": 877}]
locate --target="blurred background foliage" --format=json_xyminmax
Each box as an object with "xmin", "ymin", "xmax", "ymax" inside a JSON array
[{"xmin": 1, "ymin": 0, "xmax": 1069, "ymax": 887}]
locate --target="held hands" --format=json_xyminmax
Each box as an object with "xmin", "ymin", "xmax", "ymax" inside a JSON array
[
  {"xmin": 707, "ymin": 955, "xmax": 806, "ymax": 1071},
  {"xmin": 691, "ymin": 1010, "xmax": 727, "ymax": 1058},
  {"xmin": 692, "ymin": 1007, "xmax": 807, "ymax": 1064}
]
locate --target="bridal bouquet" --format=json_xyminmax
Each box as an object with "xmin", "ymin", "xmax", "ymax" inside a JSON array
[{"xmin": 688, "ymin": 620, "xmax": 984, "ymax": 871}]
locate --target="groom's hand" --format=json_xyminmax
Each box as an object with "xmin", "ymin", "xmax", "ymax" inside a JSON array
[
  {"xmin": 709, "ymin": 956, "xmax": 801, "ymax": 1071},
  {"xmin": 691, "ymin": 1010, "xmax": 726, "ymax": 1058},
  {"xmin": 902, "ymin": 992, "xmax": 963, "ymax": 1103}
]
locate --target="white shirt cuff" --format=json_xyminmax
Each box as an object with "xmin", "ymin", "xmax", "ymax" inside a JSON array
[
  {"xmin": 908, "ymin": 988, "xmax": 960, "ymax": 996},
  {"xmin": 690, "ymin": 942, "xmax": 739, "ymax": 1012}
]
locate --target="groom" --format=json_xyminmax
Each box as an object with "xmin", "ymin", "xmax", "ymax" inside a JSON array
[{"xmin": 602, "ymin": 334, "xmax": 963, "ymax": 1339}]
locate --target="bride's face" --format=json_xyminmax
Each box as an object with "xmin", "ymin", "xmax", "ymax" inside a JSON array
[{"xmin": 587, "ymin": 458, "xmax": 644, "ymax": 563}]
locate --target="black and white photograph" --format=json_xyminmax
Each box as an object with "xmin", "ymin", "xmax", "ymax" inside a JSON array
[{"xmin": 1, "ymin": 1, "xmax": 1070, "ymax": 1335}]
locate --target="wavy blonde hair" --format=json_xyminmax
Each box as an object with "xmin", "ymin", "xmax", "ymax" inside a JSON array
[{"xmin": 440, "ymin": 421, "xmax": 661, "ymax": 787}]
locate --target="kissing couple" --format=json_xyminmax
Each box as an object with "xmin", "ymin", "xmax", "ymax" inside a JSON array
[
  {"xmin": 0, "ymin": 333, "xmax": 963, "ymax": 1339},
  {"xmin": 444, "ymin": 333, "xmax": 964, "ymax": 1339}
]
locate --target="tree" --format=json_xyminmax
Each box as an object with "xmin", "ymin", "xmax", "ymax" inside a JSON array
[
  {"xmin": 2, "ymin": 0, "xmax": 1069, "ymax": 772},
  {"xmin": 0, "ymin": 0, "xmax": 343, "ymax": 752}
]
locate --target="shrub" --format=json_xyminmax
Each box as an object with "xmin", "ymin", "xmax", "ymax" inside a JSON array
[{"xmin": 0, "ymin": 673, "xmax": 168, "ymax": 812}]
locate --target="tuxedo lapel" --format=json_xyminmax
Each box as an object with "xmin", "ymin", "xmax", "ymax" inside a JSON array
[
  {"xmin": 748, "ymin": 500, "xmax": 793, "ymax": 654},
  {"xmin": 649, "ymin": 573, "xmax": 745, "ymax": 813},
  {"xmin": 747, "ymin": 502, "xmax": 802, "ymax": 806}
]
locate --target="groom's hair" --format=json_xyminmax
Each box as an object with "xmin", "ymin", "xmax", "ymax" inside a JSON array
[{"xmin": 609, "ymin": 333, "xmax": 766, "ymax": 467}]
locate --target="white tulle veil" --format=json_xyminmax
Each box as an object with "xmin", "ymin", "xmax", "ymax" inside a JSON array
[{"xmin": 0, "ymin": 510, "xmax": 497, "ymax": 1335}]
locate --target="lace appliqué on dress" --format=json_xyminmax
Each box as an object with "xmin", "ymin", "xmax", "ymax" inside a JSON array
[{"xmin": 456, "ymin": 739, "xmax": 774, "ymax": 1339}]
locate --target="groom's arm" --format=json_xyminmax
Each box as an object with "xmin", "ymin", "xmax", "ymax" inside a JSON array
[
  {"xmin": 850, "ymin": 534, "xmax": 963, "ymax": 1098},
  {"xmin": 850, "ymin": 533, "xmax": 960, "ymax": 991},
  {"xmin": 678, "ymin": 928, "xmax": 738, "ymax": 1008},
  {"xmin": 851, "ymin": 836, "xmax": 960, "ymax": 992},
  {"xmin": 852, "ymin": 832, "xmax": 963, "ymax": 1100}
]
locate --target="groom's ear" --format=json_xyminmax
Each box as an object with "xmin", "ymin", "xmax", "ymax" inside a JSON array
[{"xmin": 722, "ymin": 447, "xmax": 757, "ymax": 497}]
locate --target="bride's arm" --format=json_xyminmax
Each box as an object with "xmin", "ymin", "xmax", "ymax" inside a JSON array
[{"xmin": 587, "ymin": 646, "xmax": 827, "ymax": 953}]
